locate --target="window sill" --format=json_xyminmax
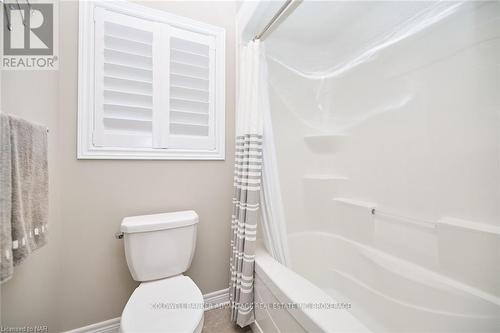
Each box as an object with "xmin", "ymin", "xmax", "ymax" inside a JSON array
[{"xmin": 77, "ymin": 145, "xmax": 225, "ymax": 160}]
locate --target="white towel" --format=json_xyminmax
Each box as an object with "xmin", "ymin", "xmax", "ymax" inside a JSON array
[{"xmin": 0, "ymin": 113, "xmax": 48, "ymax": 283}]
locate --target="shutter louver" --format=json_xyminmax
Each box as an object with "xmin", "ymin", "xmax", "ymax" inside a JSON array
[
  {"xmin": 167, "ymin": 27, "xmax": 216, "ymax": 150},
  {"xmin": 93, "ymin": 8, "xmax": 158, "ymax": 148}
]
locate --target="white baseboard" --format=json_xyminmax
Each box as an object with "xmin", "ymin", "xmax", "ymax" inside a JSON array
[
  {"xmin": 62, "ymin": 288, "xmax": 230, "ymax": 333},
  {"xmin": 203, "ymin": 287, "xmax": 230, "ymax": 310},
  {"xmin": 62, "ymin": 318, "xmax": 120, "ymax": 333}
]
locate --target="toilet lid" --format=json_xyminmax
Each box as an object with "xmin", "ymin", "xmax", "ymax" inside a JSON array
[{"xmin": 121, "ymin": 275, "xmax": 204, "ymax": 333}]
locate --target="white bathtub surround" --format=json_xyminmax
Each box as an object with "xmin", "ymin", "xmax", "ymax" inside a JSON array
[
  {"xmin": 237, "ymin": 0, "xmax": 500, "ymax": 331},
  {"xmin": 0, "ymin": 113, "xmax": 49, "ymax": 283},
  {"xmin": 230, "ymin": 40, "xmax": 264, "ymax": 327}
]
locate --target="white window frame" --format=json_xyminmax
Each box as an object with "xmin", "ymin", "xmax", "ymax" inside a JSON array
[{"xmin": 78, "ymin": 1, "xmax": 225, "ymax": 160}]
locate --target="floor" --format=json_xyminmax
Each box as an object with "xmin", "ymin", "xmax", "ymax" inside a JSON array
[{"xmin": 202, "ymin": 306, "xmax": 252, "ymax": 333}]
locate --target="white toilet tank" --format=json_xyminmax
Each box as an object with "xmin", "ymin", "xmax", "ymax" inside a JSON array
[{"xmin": 120, "ymin": 211, "xmax": 198, "ymax": 281}]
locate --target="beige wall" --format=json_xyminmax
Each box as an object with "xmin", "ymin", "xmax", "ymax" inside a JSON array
[
  {"xmin": 1, "ymin": 1, "xmax": 236, "ymax": 331},
  {"xmin": 0, "ymin": 68, "xmax": 63, "ymax": 332}
]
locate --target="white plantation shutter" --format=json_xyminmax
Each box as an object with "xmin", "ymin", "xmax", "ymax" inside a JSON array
[
  {"xmin": 79, "ymin": 2, "xmax": 224, "ymax": 159},
  {"xmin": 93, "ymin": 8, "xmax": 168, "ymax": 148},
  {"xmin": 168, "ymin": 27, "xmax": 216, "ymax": 150}
]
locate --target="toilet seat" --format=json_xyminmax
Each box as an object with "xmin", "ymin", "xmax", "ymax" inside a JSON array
[{"xmin": 121, "ymin": 275, "xmax": 204, "ymax": 333}]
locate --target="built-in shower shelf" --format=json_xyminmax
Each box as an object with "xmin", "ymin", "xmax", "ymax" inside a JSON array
[
  {"xmin": 303, "ymin": 134, "xmax": 349, "ymax": 154},
  {"xmin": 438, "ymin": 217, "xmax": 500, "ymax": 236},
  {"xmin": 333, "ymin": 197, "xmax": 376, "ymax": 210},
  {"xmin": 303, "ymin": 174, "xmax": 349, "ymax": 181},
  {"xmin": 303, "ymin": 133, "xmax": 348, "ymax": 141}
]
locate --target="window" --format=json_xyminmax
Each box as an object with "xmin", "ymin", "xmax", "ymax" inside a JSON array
[{"xmin": 78, "ymin": 1, "xmax": 225, "ymax": 159}]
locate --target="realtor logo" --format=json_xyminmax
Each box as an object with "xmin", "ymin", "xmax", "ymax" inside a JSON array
[{"xmin": 2, "ymin": 1, "xmax": 58, "ymax": 70}]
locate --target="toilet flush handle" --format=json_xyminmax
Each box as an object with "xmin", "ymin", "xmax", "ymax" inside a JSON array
[{"xmin": 115, "ymin": 231, "xmax": 124, "ymax": 239}]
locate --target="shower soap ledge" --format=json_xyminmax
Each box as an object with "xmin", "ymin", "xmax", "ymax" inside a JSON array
[
  {"xmin": 333, "ymin": 198, "xmax": 376, "ymax": 210},
  {"xmin": 304, "ymin": 133, "xmax": 348, "ymax": 139},
  {"xmin": 303, "ymin": 175, "xmax": 349, "ymax": 181},
  {"xmin": 438, "ymin": 217, "xmax": 500, "ymax": 236}
]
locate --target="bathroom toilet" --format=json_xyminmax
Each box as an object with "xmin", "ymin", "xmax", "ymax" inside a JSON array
[{"xmin": 119, "ymin": 211, "xmax": 204, "ymax": 333}]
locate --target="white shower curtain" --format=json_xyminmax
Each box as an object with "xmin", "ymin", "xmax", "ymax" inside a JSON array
[
  {"xmin": 229, "ymin": 40, "xmax": 289, "ymax": 327},
  {"xmin": 259, "ymin": 46, "xmax": 290, "ymax": 266},
  {"xmin": 229, "ymin": 40, "xmax": 263, "ymax": 327}
]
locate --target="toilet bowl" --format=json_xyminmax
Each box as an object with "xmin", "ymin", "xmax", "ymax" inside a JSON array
[
  {"xmin": 119, "ymin": 211, "xmax": 203, "ymax": 333},
  {"xmin": 121, "ymin": 275, "xmax": 204, "ymax": 333}
]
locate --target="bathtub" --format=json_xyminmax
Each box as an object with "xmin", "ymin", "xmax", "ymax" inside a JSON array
[
  {"xmin": 253, "ymin": 232, "xmax": 500, "ymax": 333},
  {"xmin": 253, "ymin": 246, "xmax": 370, "ymax": 333}
]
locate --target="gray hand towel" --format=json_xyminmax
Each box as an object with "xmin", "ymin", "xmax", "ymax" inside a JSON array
[
  {"xmin": 0, "ymin": 113, "xmax": 48, "ymax": 283},
  {"xmin": 0, "ymin": 113, "xmax": 13, "ymax": 282}
]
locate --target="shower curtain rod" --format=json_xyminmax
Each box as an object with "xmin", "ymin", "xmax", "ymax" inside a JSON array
[{"xmin": 253, "ymin": 0, "xmax": 295, "ymax": 41}]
